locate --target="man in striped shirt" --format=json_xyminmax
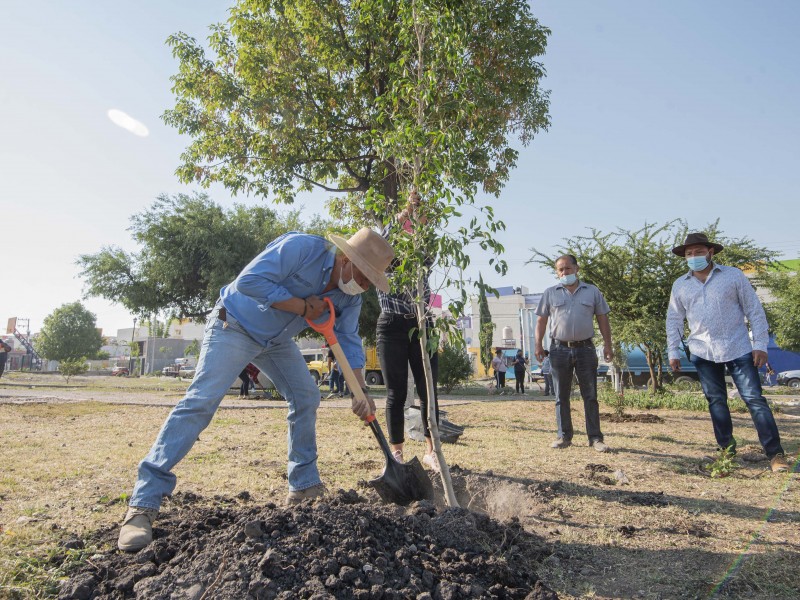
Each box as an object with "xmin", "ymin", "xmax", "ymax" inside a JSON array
[{"xmin": 666, "ymin": 232, "xmax": 788, "ymax": 473}]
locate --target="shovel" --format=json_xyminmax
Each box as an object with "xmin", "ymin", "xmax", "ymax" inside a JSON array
[{"xmin": 307, "ymin": 298, "xmax": 433, "ymax": 506}]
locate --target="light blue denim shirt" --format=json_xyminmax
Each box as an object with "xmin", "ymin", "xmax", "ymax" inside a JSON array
[
  {"xmin": 219, "ymin": 232, "xmax": 366, "ymax": 369},
  {"xmin": 666, "ymin": 263, "xmax": 768, "ymax": 363}
]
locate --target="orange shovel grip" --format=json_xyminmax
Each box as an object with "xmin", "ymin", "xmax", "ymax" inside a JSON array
[{"xmin": 305, "ymin": 297, "xmax": 337, "ymax": 345}]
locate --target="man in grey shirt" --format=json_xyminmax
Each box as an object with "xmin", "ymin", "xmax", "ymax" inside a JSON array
[
  {"xmin": 535, "ymin": 254, "xmax": 614, "ymax": 451},
  {"xmin": 666, "ymin": 232, "xmax": 788, "ymax": 472}
]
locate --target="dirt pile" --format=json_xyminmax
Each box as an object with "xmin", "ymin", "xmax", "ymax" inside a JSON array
[{"xmin": 59, "ymin": 489, "xmax": 557, "ymax": 600}]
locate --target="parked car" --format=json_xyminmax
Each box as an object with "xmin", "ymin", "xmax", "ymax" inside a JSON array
[
  {"xmin": 607, "ymin": 346, "xmax": 698, "ymax": 388},
  {"xmin": 777, "ymin": 370, "xmax": 800, "ymax": 389},
  {"xmin": 162, "ymin": 365, "xmax": 181, "ymax": 377},
  {"xmin": 111, "ymin": 365, "xmax": 129, "ymax": 377},
  {"xmin": 178, "ymin": 367, "xmax": 197, "ymax": 379}
]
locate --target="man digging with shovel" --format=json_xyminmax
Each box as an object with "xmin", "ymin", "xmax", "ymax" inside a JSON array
[{"xmin": 118, "ymin": 228, "xmax": 394, "ymax": 552}]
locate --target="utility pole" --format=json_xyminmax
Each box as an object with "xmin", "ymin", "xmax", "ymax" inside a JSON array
[{"xmin": 129, "ymin": 317, "xmax": 137, "ymax": 374}]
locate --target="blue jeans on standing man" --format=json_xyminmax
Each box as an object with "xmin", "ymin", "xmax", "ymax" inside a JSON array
[
  {"xmin": 550, "ymin": 343, "xmax": 603, "ymax": 443},
  {"xmin": 691, "ymin": 352, "xmax": 783, "ymax": 458},
  {"xmin": 329, "ymin": 367, "xmax": 341, "ymax": 394},
  {"xmin": 129, "ymin": 306, "xmax": 322, "ymax": 510},
  {"xmin": 543, "ymin": 373, "xmax": 553, "ymax": 395}
]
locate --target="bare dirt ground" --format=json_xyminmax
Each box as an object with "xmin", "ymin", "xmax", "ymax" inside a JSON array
[{"xmin": 1, "ymin": 374, "xmax": 798, "ymax": 599}]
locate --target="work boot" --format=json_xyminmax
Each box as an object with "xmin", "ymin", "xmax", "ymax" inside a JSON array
[
  {"xmin": 770, "ymin": 454, "xmax": 789, "ymax": 473},
  {"xmin": 591, "ymin": 440, "xmax": 609, "ymax": 453},
  {"xmin": 550, "ymin": 438, "xmax": 571, "ymax": 449},
  {"xmin": 285, "ymin": 484, "xmax": 326, "ymax": 506},
  {"xmin": 117, "ymin": 507, "xmax": 158, "ymax": 552}
]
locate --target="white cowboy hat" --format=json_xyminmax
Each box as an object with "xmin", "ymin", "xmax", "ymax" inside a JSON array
[{"xmin": 328, "ymin": 227, "xmax": 394, "ymax": 293}]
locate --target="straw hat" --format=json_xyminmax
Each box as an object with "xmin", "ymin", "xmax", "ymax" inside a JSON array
[{"xmin": 328, "ymin": 228, "xmax": 394, "ymax": 293}]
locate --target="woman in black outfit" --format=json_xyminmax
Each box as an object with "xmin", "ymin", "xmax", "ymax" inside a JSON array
[
  {"xmin": 377, "ymin": 191, "xmax": 441, "ymax": 473},
  {"xmin": 512, "ymin": 349, "xmax": 529, "ymax": 394}
]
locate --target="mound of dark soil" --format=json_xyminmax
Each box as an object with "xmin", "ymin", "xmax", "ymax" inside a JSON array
[{"xmin": 59, "ymin": 490, "xmax": 557, "ymax": 600}]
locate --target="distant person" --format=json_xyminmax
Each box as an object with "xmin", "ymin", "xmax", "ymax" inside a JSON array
[
  {"xmin": 326, "ymin": 348, "xmax": 341, "ymax": 398},
  {"xmin": 0, "ymin": 339, "xmax": 11, "ymax": 379},
  {"xmin": 377, "ymin": 191, "xmax": 441, "ymax": 473},
  {"xmin": 491, "ymin": 349, "xmax": 508, "ymax": 396},
  {"xmin": 512, "ymin": 349, "xmax": 529, "ymax": 394},
  {"xmin": 246, "ymin": 363, "xmax": 261, "ymax": 393},
  {"xmin": 238, "ymin": 367, "xmax": 251, "ymax": 398},
  {"xmin": 117, "ymin": 228, "xmax": 394, "ymax": 552},
  {"xmin": 666, "ymin": 232, "xmax": 788, "ymax": 473},
  {"xmin": 763, "ymin": 362, "xmax": 776, "ymax": 388},
  {"xmin": 535, "ymin": 254, "xmax": 613, "ymax": 452},
  {"xmin": 541, "ymin": 350, "xmax": 553, "ymax": 395}
]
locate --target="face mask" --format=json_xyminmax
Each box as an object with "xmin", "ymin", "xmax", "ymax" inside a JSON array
[
  {"xmin": 338, "ymin": 262, "xmax": 365, "ymax": 295},
  {"xmin": 686, "ymin": 255, "xmax": 709, "ymax": 271},
  {"xmin": 558, "ymin": 273, "xmax": 577, "ymax": 286}
]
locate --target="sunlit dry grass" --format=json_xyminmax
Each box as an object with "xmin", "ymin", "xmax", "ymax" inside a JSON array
[{"xmin": 1, "ymin": 378, "xmax": 799, "ymax": 599}]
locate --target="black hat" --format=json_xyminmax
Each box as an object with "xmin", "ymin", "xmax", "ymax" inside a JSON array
[{"xmin": 672, "ymin": 232, "xmax": 724, "ymax": 257}]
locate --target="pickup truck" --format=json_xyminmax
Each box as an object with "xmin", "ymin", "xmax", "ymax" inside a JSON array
[{"xmin": 162, "ymin": 365, "xmax": 181, "ymax": 377}]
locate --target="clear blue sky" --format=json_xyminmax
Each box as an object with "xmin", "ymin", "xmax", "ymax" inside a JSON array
[{"xmin": 1, "ymin": 1, "xmax": 798, "ymax": 336}]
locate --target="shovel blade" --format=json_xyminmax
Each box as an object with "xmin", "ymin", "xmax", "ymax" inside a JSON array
[{"xmin": 369, "ymin": 456, "xmax": 434, "ymax": 506}]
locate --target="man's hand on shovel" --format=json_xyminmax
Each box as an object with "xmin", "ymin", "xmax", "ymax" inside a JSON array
[
  {"xmin": 305, "ymin": 297, "xmax": 373, "ymax": 420},
  {"xmin": 303, "ymin": 295, "xmax": 327, "ymax": 320},
  {"xmin": 351, "ymin": 386, "xmax": 376, "ymax": 420}
]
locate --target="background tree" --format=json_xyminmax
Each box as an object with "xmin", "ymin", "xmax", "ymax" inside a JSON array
[
  {"xmin": 437, "ymin": 341, "xmax": 473, "ymax": 393},
  {"xmin": 477, "ymin": 273, "xmax": 495, "ymax": 375},
  {"xmin": 78, "ymin": 192, "xmax": 331, "ymax": 320},
  {"xmin": 34, "ymin": 302, "xmax": 103, "ymax": 363},
  {"xmin": 183, "ymin": 339, "xmax": 200, "ymax": 359},
  {"xmin": 530, "ymin": 220, "xmax": 778, "ymax": 393},
  {"xmin": 760, "ymin": 268, "xmax": 800, "ymax": 352}
]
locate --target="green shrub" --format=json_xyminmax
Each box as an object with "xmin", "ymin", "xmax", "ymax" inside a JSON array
[
  {"xmin": 598, "ymin": 384, "xmax": 750, "ymax": 413},
  {"xmin": 58, "ymin": 358, "xmax": 88, "ymax": 383},
  {"xmin": 706, "ymin": 444, "xmax": 739, "ymax": 478},
  {"xmin": 438, "ymin": 342, "xmax": 473, "ymax": 393}
]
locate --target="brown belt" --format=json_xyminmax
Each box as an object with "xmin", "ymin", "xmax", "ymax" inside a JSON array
[{"xmin": 218, "ymin": 306, "xmax": 227, "ymax": 321}]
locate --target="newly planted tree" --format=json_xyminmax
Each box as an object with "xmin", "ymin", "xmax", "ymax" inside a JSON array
[{"xmin": 165, "ymin": 0, "xmax": 551, "ymax": 504}]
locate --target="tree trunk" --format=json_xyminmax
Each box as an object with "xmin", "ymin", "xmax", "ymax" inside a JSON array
[
  {"xmin": 382, "ymin": 158, "xmax": 398, "ymax": 210},
  {"xmin": 417, "ymin": 275, "xmax": 458, "ymax": 507},
  {"xmin": 645, "ymin": 347, "xmax": 658, "ymax": 394},
  {"xmin": 612, "ymin": 365, "xmax": 623, "ymax": 394}
]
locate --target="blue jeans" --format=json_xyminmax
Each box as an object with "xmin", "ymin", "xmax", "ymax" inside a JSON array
[
  {"xmin": 543, "ymin": 373, "xmax": 553, "ymax": 395},
  {"xmin": 691, "ymin": 352, "xmax": 784, "ymax": 458},
  {"xmin": 329, "ymin": 368, "xmax": 340, "ymax": 393},
  {"xmin": 550, "ymin": 344, "xmax": 602, "ymax": 443},
  {"xmin": 130, "ymin": 307, "xmax": 322, "ymax": 510}
]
